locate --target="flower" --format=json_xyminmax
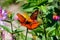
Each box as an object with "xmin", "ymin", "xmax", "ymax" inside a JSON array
[
  {"xmin": 53, "ymin": 12, "xmax": 60, "ymax": 21},
  {"xmin": 53, "ymin": 15, "xmax": 60, "ymax": 21},
  {"xmin": 1, "ymin": 30, "xmax": 13, "ymax": 40},
  {"xmin": 0, "ymin": 7, "xmax": 7, "ymax": 20},
  {"xmin": 7, "ymin": 11, "xmax": 12, "ymax": 18},
  {"xmin": 53, "ymin": 15, "xmax": 59, "ymax": 20}
]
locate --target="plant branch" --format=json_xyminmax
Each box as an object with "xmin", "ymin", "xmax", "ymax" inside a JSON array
[{"xmin": 25, "ymin": 28, "xmax": 28, "ymax": 40}]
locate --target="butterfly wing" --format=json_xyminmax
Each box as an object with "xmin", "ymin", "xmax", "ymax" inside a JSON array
[
  {"xmin": 31, "ymin": 22, "xmax": 40, "ymax": 30},
  {"xmin": 30, "ymin": 10, "xmax": 39, "ymax": 20},
  {"xmin": 29, "ymin": 10, "xmax": 40, "ymax": 30},
  {"xmin": 25, "ymin": 22, "xmax": 40, "ymax": 30},
  {"xmin": 17, "ymin": 13, "xmax": 26, "ymax": 23},
  {"xmin": 23, "ymin": 13, "xmax": 30, "ymax": 20}
]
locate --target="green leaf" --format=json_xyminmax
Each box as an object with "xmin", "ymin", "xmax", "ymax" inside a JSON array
[
  {"xmin": 48, "ymin": 0, "xmax": 53, "ymax": 2},
  {"xmin": 46, "ymin": 27, "xmax": 55, "ymax": 36},
  {"xmin": 14, "ymin": 29, "xmax": 24, "ymax": 33},
  {"xmin": 16, "ymin": 0, "xmax": 23, "ymax": 3},
  {"xmin": 22, "ymin": 0, "xmax": 48, "ymax": 9},
  {"xmin": 0, "ymin": 25, "xmax": 12, "ymax": 33},
  {"xmin": 22, "ymin": 7, "xmax": 35, "ymax": 12},
  {"xmin": 20, "ymin": 33, "xmax": 25, "ymax": 40},
  {"xmin": 2, "ymin": 20, "xmax": 11, "ymax": 23},
  {"xmin": 46, "ymin": 27, "xmax": 55, "ymax": 33}
]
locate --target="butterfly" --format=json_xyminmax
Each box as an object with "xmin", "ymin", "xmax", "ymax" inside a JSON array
[{"xmin": 17, "ymin": 10, "xmax": 40, "ymax": 30}]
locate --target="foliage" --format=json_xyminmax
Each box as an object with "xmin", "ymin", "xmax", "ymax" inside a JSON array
[
  {"xmin": 0, "ymin": 0, "xmax": 60, "ymax": 40},
  {"xmin": 21, "ymin": 0, "xmax": 60, "ymax": 40},
  {"xmin": 0, "ymin": 25, "xmax": 12, "ymax": 33},
  {"xmin": 0, "ymin": 0, "xmax": 16, "ymax": 7}
]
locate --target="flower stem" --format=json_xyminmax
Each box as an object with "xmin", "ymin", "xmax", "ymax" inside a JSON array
[
  {"xmin": 25, "ymin": 28, "xmax": 28, "ymax": 40},
  {"xmin": 0, "ymin": 32, "xmax": 2, "ymax": 40},
  {"xmin": 42, "ymin": 17, "xmax": 47, "ymax": 40},
  {"xmin": 11, "ymin": 21, "xmax": 13, "ymax": 33},
  {"xmin": 10, "ymin": 21, "xmax": 15, "ymax": 40},
  {"xmin": 44, "ymin": 25, "xmax": 47, "ymax": 40},
  {"xmin": 55, "ymin": 22, "xmax": 59, "ymax": 36}
]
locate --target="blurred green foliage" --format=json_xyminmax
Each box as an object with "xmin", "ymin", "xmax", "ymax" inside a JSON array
[{"xmin": 0, "ymin": 0, "xmax": 16, "ymax": 7}]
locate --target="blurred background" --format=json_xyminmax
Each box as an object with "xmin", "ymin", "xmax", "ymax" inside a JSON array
[{"xmin": 0, "ymin": 0, "xmax": 60, "ymax": 40}]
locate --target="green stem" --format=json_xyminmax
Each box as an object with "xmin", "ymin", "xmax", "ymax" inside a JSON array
[
  {"xmin": 10, "ymin": 21, "xmax": 15, "ymax": 40},
  {"xmin": 0, "ymin": 32, "xmax": 2, "ymax": 40},
  {"xmin": 44, "ymin": 24, "xmax": 47, "ymax": 40},
  {"xmin": 11, "ymin": 21, "xmax": 13, "ymax": 33},
  {"xmin": 55, "ymin": 22, "xmax": 59, "ymax": 36},
  {"xmin": 25, "ymin": 28, "xmax": 28, "ymax": 40},
  {"xmin": 42, "ymin": 18, "xmax": 47, "ymax": 40}
]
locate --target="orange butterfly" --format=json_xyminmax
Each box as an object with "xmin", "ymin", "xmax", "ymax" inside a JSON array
[{"xmin": 17, "ymin": 10, "xmax": 40, "ymax": 30}]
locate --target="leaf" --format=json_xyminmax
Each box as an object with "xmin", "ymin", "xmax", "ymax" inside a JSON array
[
  {"xmin": 31, "ymin": 25, "xmax": 44, "ymax": 36},
  {"xmin": 22, "ymin": 7, "xmax": 35, "ymax": 12},
  {"xmin": 46, "ymin": 27, "xmax": 55, "ymax": 33},
  {"xmin": 2, "ymin": 20, "xmax": 11, "ymax": 23},
  {"xmin": 16, "ymin": 0, "xmax": 23, "ymax": 2},
  {"xmin": 0, "ymin": 25, "xmax": 12, "ymax": 33},
  {"xmin": 42, "ymin": 35, "xmax": 46, "ymax": 40},
  {"xmin": 20, "ymin": 33, "xmax": 25, "ymax": 40},
  {"xmin": 22, "ymin": 0, "xmax": 48, "ymax": 9},
  {"xmin": 39, "ymin": 5, "xmax": 48, "ymax": 14},
  {"xmin": 48, "ymin": 0, "xmax": 53, "ymax": 3},
  {"xmin": 46, "ymin": 27, "xmax": 55, "ymax": 36},
  {"xmin": 14, "ymin": 29, "xmax": 24, "ymax": 33}
]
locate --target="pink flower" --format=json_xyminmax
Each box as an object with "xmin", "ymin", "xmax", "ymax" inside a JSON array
[
  {"xmin": 58, "ymin": 16, "xmax": 60, "ymax": 20},
  {"xmin": 0, "ymin": 7, "xmax": 7, "ymax": 20},
  {"xmin": 53, "ymin": 15, "xmax": 60, "ymax": 20},
  {"xmin": 1, "ymin": 30, "xmax": 13, "ymax": 40}
]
